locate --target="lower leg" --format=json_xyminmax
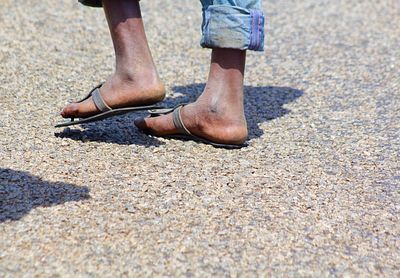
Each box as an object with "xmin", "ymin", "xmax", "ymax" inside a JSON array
[
  {"xmin": 104, "ymin": 0, "xmax": 158, "ymax": 81},
  {"xmin": 195, "ymin": 48, "xmax": 246, "ymax": 124},
  {"xmin": 135, "ymin": 48, "xmax": 248, "ymax": 144},
  {"xmin": 61, "ymin": 0, "xmax": 164, "ymax": 118}
]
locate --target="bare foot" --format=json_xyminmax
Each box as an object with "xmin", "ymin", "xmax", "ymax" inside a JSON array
[
  {"xmin": 61, "ymin": 0, "xmax": 165, "ymax": 119},
  {"xmin": 60, "ymin": 72, "xmax": 165, "ymax": 119},
  {"xmin": 134, "ymin": 97, "xmax": 248, "ymax": 145},
  {"xmin": 135, "ymin": 48, "xmax": 248, "ymax": 145}
]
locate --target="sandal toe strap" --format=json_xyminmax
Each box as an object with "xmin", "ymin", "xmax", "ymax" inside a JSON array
[
  {"xmin": 92, "ymin": 88, "xmax": 112, "ymax": 112},
  {"xmin": 172, "ymin": 106, "xmax": 192, "ymax": 135}
]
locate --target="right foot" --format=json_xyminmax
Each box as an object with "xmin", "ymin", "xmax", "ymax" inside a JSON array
[
  {"xmin": 134, "ymin": 100, "xmax": 248, "ymax": 145},
  {"xmin": 60, "ymin": 72, "xmax": 165, "ymax": 119},
  {"xmin": 134, "ymin": 47, "xmax": 249, "ymax": 146}
]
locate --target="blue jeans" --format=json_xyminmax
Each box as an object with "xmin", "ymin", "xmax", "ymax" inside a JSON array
[{"xmin": 79, "ymin": 0, "xmax": 265, "ymax": 51}]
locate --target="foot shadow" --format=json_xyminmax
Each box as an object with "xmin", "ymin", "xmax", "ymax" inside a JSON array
[
  {"xmin": 54, "ymin": 84, "xmax": 303, "ymax": 145},
  {"xmin": 166, "ymin": 84, "xmax": 304, "ymax": 140},
  {"xmin": 54, "ymin": 112, "xmax": 165, "ymax": 146},
  {"xmin": 0, "ymin": 168, "xmax": 90, "ymax": 222}
]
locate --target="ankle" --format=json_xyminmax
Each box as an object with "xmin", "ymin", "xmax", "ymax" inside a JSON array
[
  {"xmin": 114, "ymin": 46, "xmax": 158, "ymax": 82},
  {"xmin": 186, "ymin": 101, "xmax": 247, "ymax": 129},
  {"xmin": 196, "ymin": 89, "xmax": 245, "ymax": 115},
  {"xmin": 114, "ymin": 66, "xmax": 162, "ymax": 86}
]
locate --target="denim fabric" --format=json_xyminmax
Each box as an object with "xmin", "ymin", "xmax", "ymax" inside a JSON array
[
  {"xmin": 78, "ymin": 0, "xmax": 265, "ymax": 51},
  {"xmin": 200, "ymin": 0, "xmax": 264, "ymax": 51}
]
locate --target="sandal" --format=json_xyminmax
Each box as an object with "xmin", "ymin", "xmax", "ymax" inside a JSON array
[
  {"xmin": 55, "ymin": 84, "xmax": 164, "ymax": 128},
  {"xmin": 140, "ymin": 104, "xmax": 248, "ymax": 149}
]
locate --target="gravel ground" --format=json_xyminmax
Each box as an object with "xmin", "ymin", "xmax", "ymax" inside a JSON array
[{"xmin": 1, "ymin": 0, "xmax": 399, "ymax": 276}]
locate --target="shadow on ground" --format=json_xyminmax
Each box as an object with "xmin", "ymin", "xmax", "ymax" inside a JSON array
[
  {"xmin": 55, "ymin": 84, "xmax": 303, "ymax": 145},
  {"xmin": 0, "ymin": 168, "xmax": 90, "ymax": 222},
  {"xmin": 170, "ymin": 84, "xmax": 304, "ymax": 140},
  {"xmin": 55, "ymin": 114, "xmax": 165, "ymax": 147}
]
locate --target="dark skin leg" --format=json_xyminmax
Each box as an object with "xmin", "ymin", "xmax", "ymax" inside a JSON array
[
  {"xmin": 135, "ymin": 48, "xmax": 248, "ymax": 145},
  {"xmin": 61, "ymin": 0, "xmax": 165, "ymax": 118}
]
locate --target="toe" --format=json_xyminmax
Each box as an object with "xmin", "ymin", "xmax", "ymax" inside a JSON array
[
  {"xmin": 60, "ymin": 103, "xmax": 79, "ymax": 118},
  {"xmin": 60, "ymin": 98, "xmax": 99, "ymax": 118},
  {"xmin": 133, "ymin": 117, "xmax": 149, "ymax": 131},
  {"xmin": 134, "ymin": 113, "xmax": 176, "ymax": 136}
]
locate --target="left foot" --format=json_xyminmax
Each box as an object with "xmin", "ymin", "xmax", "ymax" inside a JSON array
[
  {"xmin": 61, "ymin": 0, "xmax": 165, "ymax": 119},
  {"xmin": 60, "ymin": 71, "xmax": 165, "ymax": 119}
]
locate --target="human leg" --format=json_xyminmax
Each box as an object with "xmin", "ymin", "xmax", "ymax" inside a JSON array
[
  {"xmin": 134, "ymin": 0, "xmax": 264, "ymax": 146},
  {"xmin": 135, "ymin": 48, "xmax": 248, "ymax": 145},
  {"xmin": 61, "ymin": 0, "xmax": 165, "ymax": 119}
]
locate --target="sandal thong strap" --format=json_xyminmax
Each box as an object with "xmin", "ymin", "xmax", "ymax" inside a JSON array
[
  {"xmin": 77, "ymin": 83, "xmax": 103, "ymax": 103},
  {"xmin": 92, "ymin": 88, "xmax": 112, "ymax": 112},
  {"xmin": 172, "ymin": 105, "xmax": 192, "ymax": 135}
]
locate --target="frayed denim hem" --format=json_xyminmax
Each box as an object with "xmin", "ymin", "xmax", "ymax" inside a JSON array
[{"xmin": 200, "ymin": 5, "xmax": 265, "ymax": 51}]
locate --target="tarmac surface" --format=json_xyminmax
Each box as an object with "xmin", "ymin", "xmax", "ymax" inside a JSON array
[{"xmin": 1, "ymin": 0, "xmax": 399, "ymax": 276}]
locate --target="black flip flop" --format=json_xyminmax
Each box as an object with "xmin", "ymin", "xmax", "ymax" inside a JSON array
[
  {"xmin": 143, "ymin": 104, "xmax": 248, "ymax": 149},
  {"xmin": 55, "ymin": 84, "xmax": 164, "ymax": 128}
]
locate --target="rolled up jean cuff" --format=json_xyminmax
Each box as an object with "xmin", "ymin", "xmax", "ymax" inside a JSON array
[{"xmin": 201, "ymin": 5, "xmax": 265, "ymax": 51}]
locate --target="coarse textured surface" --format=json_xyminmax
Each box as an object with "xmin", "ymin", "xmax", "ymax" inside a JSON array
[{"xmin": 1, "ymin": 0, "xmax": 399, "ymax": 276}]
